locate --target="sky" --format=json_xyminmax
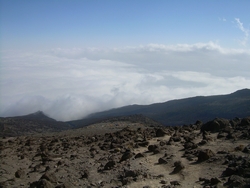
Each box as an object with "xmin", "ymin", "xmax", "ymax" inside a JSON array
[{"xmin": 0, "ymin": 0, "xmax": 250, "ymax": 121}]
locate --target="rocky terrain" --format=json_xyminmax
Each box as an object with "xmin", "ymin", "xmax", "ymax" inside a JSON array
[{"xmin": 1, "ymin": 116, "xmax": 250, "ymax": 188}]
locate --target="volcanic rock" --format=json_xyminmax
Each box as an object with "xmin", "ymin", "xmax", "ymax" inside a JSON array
[
  {"xmin": 197, "ymin": 149, "xmax": 215, "ymax": 162},
  {"xmin": 80, "ymin": 169, "xmax": 89, "ymax": 179},
  {"xmin": 104, "ymin": 160, "xmax": 116, "ymax": 170},
  {"xmin": 135, "ymin": 153, "xmax": 145, "ymax": 158},
  {"xmin": 41, "ymin": 172, "xmax": 57, "ymax": 183},
  {"xmin": 201, "ymin": 118, "xmax": 230, "ymax": 133},
  {"xmin": 155, "ymin": 128, "xmax": 167, "ymax": 137},
  {"xmin": 119, "ymin": 149, "xmax": 133, "ymax": 162},
  {"xmin": 239, "ymin": 117, "xmax": 250, "ymax": 126},
  {"xmin": 243, "ymin": 144, "xmax": 250, "ymax": 153},
  {"xmin": 148, "ymin": 144, "xmax": 158, "ymax": 152},
  {"xmin": 30, "ymin": 179, "xmax": 54, "ymax": 188},
  {"xmin": 172, "ymin": 161, "xmax": 185, "ymax": 173},
  {"xmin": 158, "ymin": 157, "xmax": 168, "ymax": 164}
]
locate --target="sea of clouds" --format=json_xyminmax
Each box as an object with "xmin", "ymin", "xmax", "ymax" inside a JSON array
[{"xmin": 1, "ymin": 42, "xmax": 250, "ymax": 121}]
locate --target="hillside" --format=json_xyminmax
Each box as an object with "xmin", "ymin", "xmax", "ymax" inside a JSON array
[
  {"xmin": 0, "ymin": 111, "xmax": 71, "ymax": 137},
  {"xmin": 74, "ymin": 88, "xmax": 250, "ymax": 126},
  {"xmin": 1, "ymin": 89, "xmax": 250, "ymax": 136}
]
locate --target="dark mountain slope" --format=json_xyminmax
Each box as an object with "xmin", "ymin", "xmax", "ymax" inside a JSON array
[
  {"xmin": 0, "ymin": 111, "xmax": 71, "ymax": 137},
  {"xmin": 12, "ymin": 111, "xmax": 56, "ymax": 121},
  {"xmin": 78, "ymin": 89, "xmax": 250, "ymax": 126}
]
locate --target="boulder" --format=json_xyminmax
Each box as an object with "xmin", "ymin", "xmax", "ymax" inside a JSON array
[
  {"xmin": 227, "ymin": 175, "xmax": 247, "ymax": 187},
  {"xmin": 148, "ymin": 145, "xmax": 158, "ymax": 152},
  {"xmin": 184, "ymin": 141, "xmax": 197, "ymax": 150},
  {"xmin": 158, "ymin": 157, "xmax": 168, "ymax": 164},
  {"xmin": 172, "ymin": 161, "xmax": 185, "ymax": 173},
  {"xmin": 170, "ymin": 180, "xmax": 181, "ymax": 185},
  {"xmin": 197, "ymin": 149, "xmax": 215, "ymax": 162},
  {"xmin": 120, "ymin": 150, "xmax": 133, "ymax": 162},
  {"xmin": 135, "ymin": 153, "xmax": 145, "ymax": 159},
  {"xmin": 172, "ymin": 136, "xmax": 181, "ymax": 142},
  {"xmin": 239, "ymin": 117, "xmax": 250, "ymax": 126},
  {"xmin": 210, "ymin": 177, "xmax": 221, "ymax": 185},
  {"xmin": 104, "ymin": 160, "xmax": 116, "ymax": 170},
  {"xmin": 201, "ymin": 118, "xmax": 230, "ymax": 133},
  {"xmin": 243, "ymin": 144, "xmax": 250, "ymax": 153},
  {"xmin": 80, "ymin": 169, "xmax": 89, "ymax": 179},
  {"xmin": 155, "ymin": 128, "xmax": 167, "ymax": 137},
  {"xmin": 41, "ymin": 172, "xmax": 57, "ymax": 183},
  {"xmin": 30, "ymin": 179, "xmax": 54, "ymax": 188}
]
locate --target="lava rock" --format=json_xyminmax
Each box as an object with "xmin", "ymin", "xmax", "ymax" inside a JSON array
[
  {"xmin": 135, "ymin": 153, "xmax": 145, "ymax": 159},
  {"xmin": 156, "ymin": 128, "xmax": 167, "ymax": 137},
  {"xmin": 120, "ymin": 150, "xmax": 133, "ymax": 162},
  {"xmin": 172, "ymin": 161, "xmax": 185, "ymax": 173},
  {"xmin": 201, "ymin": 118, "xmax": 230, "ymax": 133},
  {"xmin": 104, "ymin": 160, "xmax": 116, "ymax": 170},
  {"xmin": 197, "ymin": 149, "xmax": 215, "ymax": 162},
  {"xmin": 41, "ymin": 172, "xmax": 57, "ymax": 183},
  {"xmin": 148, "ymin": 145, "xmax": 158, "ymax": 152},
  {"xmin": 158, "ymin": 157, "xmax": 168, "ymax": 164},
  {"xmin": 15, "ymin": 168, "xmax": 25, "ymax": 178}
]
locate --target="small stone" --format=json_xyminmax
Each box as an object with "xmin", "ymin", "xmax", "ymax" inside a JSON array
[
  {"xmin": 173, "ymin": 161, "xmax": 185, "ymax": 173},
  {"xmin": 158, "ymin": 157, "xmax": 168, "ymax": 164},
  {"xmin": 41, "ymin": 172, "xmax": 57, "ymax": 183},
  {"xmin": 160, "ymin": 180, "xmax": 167, "ymax": 184},
  {"xmin": 170, "ymin": 180, "xmax": 180, "ymax": 185},
  {"xmin": 104, "ymin": 160, "xmax": 116, "ymax": 170},
  {"xmin": 15, "ymin": 169, "xmax": 25, "ymax": 178},
  {"xmin": 135, "ymin": 153, "xmax": 145, "ymax": 158},
  {"xmin": 80, "ymin": 169, "xmax": 89, "ymax": 179},
  {"xmin": 210, "ymin": 177, "xmax": 221, "ymax": 185},
  {"xmin": 148, "ymin": 145, "xmax": 158, "ymax": 152}
]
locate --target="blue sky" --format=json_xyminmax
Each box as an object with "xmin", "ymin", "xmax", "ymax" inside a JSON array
[
  {"xmin": 0, "ymin": 1, "xmax": 250, "ymax": 120},
  {"xmin": 1, "ymin": 0, "xmax": 250, "ymax": 49}
]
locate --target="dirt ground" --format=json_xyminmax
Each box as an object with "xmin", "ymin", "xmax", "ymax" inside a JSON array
[{"xmin": 1, "ymin": 119, "xmax": 250, "ymax": 188}]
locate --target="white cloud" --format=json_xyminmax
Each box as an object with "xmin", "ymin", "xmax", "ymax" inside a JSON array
[
  {"xmin": 219, "ymin": 17, "xmax": 226, "ymax": 22},
  {"xmin": 235, "ymin": 18, "xmax": 249, "ymax": 46},
  {"xmin": 1, "ymin": 42, "xmax": 250, "ymax": 121}
]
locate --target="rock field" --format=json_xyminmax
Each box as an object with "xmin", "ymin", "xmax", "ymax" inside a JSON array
[{"xmin": 1, "ymin": 117, "xmax": 250, "ymax": 188}]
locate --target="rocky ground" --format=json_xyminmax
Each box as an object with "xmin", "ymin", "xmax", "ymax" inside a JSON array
[{"xmin": 1, "ymin": 117, "xmax": 250, "ymax": 188}]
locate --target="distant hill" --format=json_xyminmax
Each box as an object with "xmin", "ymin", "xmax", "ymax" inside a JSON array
[
  {"xmin": 72, "ymin": 88, "xmax": 250, "ymax": 126},
  {"xmin": 12, "ymin": 111, "xmax": 57, "ymax": 121},
  {"xmin": 1, "ymin": 89, "xmax": 250, "ymax": 136},
  {"xmin": 0, "ymin": 111, "xmax": 71, "ymax": 137}
]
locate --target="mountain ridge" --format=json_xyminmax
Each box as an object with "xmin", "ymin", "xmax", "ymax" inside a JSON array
[
  {"xmin": 75, "ymin": 88, "xmax": 250, "ymax": 126},
  {"xmin": 1, "ymin": 88, "xmax": 250, "ymax": 136},
  {"xmin": 12, "ymin": 110, "xmax": 57, "ymax": 122}
]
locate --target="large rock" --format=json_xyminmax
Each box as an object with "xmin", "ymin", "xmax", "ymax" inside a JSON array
[
  {"xmin": 155, "ymin": 128, "xmax": 167, "ymax": 137},
  {"xmin": 243, "ymin": 144, "xmax": 250, "ymax": 153},
  {"xmin": 119, "ymin": 150, "xmax": 133, "ymax": 162},
  {"xmin": 197, "ymin": 149, "xmax": 215, "ymax": 162},
  {"xmin": 201, "ymin": 118, "xmax": 230, "ymax": 133},
  {"xmin": 172, "ymin": 161, "xmax": 185, "ymax": 173},
  {"xmin": 30, "ymin": 179, "xmax": 54, "ymax": 188},
  {"xmin": 239, "ymin": 117, "xmax": 250, "ymax": 126},
  {"xmin": 104, "ymin": 160, "xmax": 116, "ymax": 170},
  {"xmin": 148, "ymin": 145, "xmax": 158, "ymax": 152},
  {"xmin": 227, "ymin": 175, "xmax": 249, "ymax": 187},
  {"xmin": 40, "ymin": 172, "xmax": 57, "ymax": 183}
]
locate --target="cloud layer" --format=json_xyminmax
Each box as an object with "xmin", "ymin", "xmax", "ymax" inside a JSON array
[{"xmin": 1, "ymin": 42, "xmax": 250, "ymax": 121}]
